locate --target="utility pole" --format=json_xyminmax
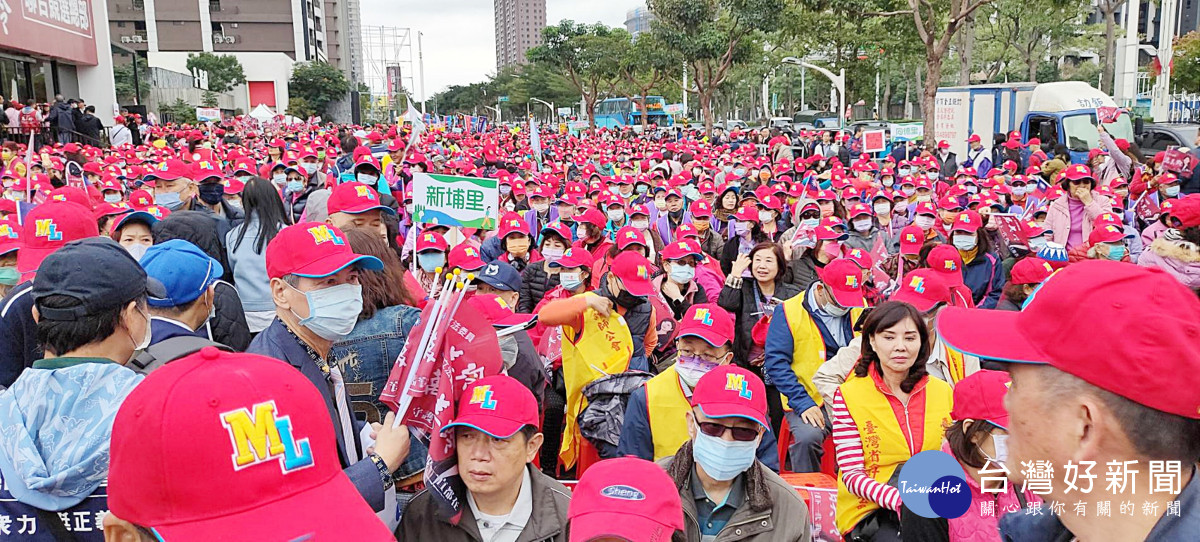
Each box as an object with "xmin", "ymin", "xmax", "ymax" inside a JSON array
[
  {"xmin": 682, "ymin": 63, "xmax": 689, "ymax": 117},
  {"xmin": 418, "ymin": 31, "xmax": 426, "ymax": 114}
]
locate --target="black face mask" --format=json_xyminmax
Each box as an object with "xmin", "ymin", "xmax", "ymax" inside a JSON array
[
  {"xmin": 668, "ymin": 208, "xmax": 684, "ymax": 220},
  {"xmin": 197, "ymin": 183, "xmax": 225, "ymax": 205},
  {"xmin": 611, "ymin": 286, "xmax": 646, "ymax": 309}
]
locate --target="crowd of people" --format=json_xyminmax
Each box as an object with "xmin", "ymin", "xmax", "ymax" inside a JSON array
[{"xmin": 0, "ymin": 116, "xmax": 1196, "ymax": 542}]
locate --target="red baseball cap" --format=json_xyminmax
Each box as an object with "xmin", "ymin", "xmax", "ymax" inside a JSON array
[
  {"xmin": 107, "ymin": 348, "xmax": 394, "ymax": 541},
  {"xmin": 817, "ymin": 258, "xmax": 868, "ymax": 308},
  {"xmin": 951, "ymin": 210, "xmax": 982, "ymax": 234},
  {"xmin": 660, "ymin": 239, "xmax": 703, "ymax": 261},
  {"xmin": 1088, "ymin": 223, "xmax": 1126, "ymax": 246},
  {"xmin": 466, "ymin": 293, "xmax": 535, "ymax": 327},
  {"xmin": 265, "ymin": 222, "xmax": 383, "ymax": 278},
  {"xmin": 926, "ymin": 244, "xmax": 965, "ymax": 288},
  {"xmin": 691, "ymin": 365, "xmax": 769, "ymax": 428},
  {"xmin": 676, "ymin": 303, "xmax": 735, "ymax": 347},
  {"xmin": 442, "ymin": 375, "xmax": 540, "ymax": 438},
  {"xmin": 327, "ymin": 182, "xmax": 396, "ymax": 216},
  {"xmin": 688, "ymin": 199, "xmax": 713, "ymax": 218},
  {"xmin": 448, "ymin": 243, "xmax": 486, "ymax": 271},
  {"xmin": 567, "ymin": 457, "xmax": 684, "ymax": 542},
  {"xmin": 128, "ymin": 189, "xmax": 154, "ymax": 209},
  {"xmin": 899, "ymin": 225, "xmax": 924, "ymax": 256},
  {"xmin": 18, "ymin": 201, "xmax": 101, "ymax": 274},
  {"xmin": 1009, "ymin": 257, "xmax": 1055, "ymax": 286},
  {"xmin": 966, "ymin": 134, "xmax": 981, "ymax": 143},
  {"xmin": 415, "ymin": 230, "xmax": 449, "ymax": 253},
  {"xmin": 143, "ymin": 158, "xmax": 191, "ymax": 181},
  {"xmin": 609, "ymin": 250, "xmax": 655, "ymax": 296},
  {"xmin": 938, "ymin": 260, "xmax": 1200, "ymax": 419},
  {"xmin": 1168, "ymin": 195, "xmax": 1200, "ymax": 228},
  {"xmin": 615, "ymin": 225, "xmax": 648, "ymax": 250},
  {"xmin": 575, "ymin": 207, "xmax": 607, "ymax": 229},
  {"xmin": 950, "ymin": 369, "xmax": 1012, "ymax": 428},
  {"xmin": 1061, "ymin": 164, "xmax": 1094, "ymax": 182},
  {"xmin": 550, "ymin": 247, "xmax": 595, "ymax": 269},
  {"xmin": 0, "ymin": 218, "xmax": 20, "ymax": 257},
  {"xmin": 889, "ymin": 269, "xmax": 952, "ymax": 312},
  {"xmin": 675, "ymin": 223, "xmax": 700, "ymax": 240}
]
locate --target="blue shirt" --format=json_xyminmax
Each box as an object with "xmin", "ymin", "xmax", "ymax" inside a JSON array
[{"xmin": 692, "ymin": 468, "xmax": 745, "ymax": 539}]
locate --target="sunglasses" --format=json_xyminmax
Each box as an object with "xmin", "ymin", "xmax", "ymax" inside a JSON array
[{"xmin": 697, "ymin": 421, "xmax": 760, "ymax": 442}]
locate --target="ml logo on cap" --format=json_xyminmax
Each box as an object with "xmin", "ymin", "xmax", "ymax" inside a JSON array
[
  {"xmin": 909, "ymin": 276, "xmax": 926, "ymax": 293},
  {"xmin": 944, "ymin": 260, "xmax": 957, "ymax": 271},
  {"xmin": 220, "ymin": 401, "xmax": 314, "ymax": 474},
  {"xmin": 34, "ymin": 219, "xmax": 62, "ymax": 241},
  {"xmin": 354, "ymin": 185, "xmax": 374, "ymax": 199},
  {"xmin": 637, "ymin": 265, "xmax": 649, "ymax": 279},
  {"xmin": 470, "ymin": 385, "xmax": 498, "ymax": 410},
  {"xmin": 307, "ymin": 225, "xmax": 345, "ymax": 246},
  {"xmin": 601, "ymin": 485, "xmax": 646, "ymax": 501},
  {"xmin": 845, "ymin": 275, "xmax": 859, "ymax": 289},
  {"xmin": 694, "ymin": 308, "xmax": 712, "ymax": 325},
  {"xmin": 725, "ymin": 373, "xmax": 752, "ymax": 399}
]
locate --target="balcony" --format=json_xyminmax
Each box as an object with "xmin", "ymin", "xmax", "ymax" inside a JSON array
[{"xmin": 117, "ymin": 31, "xmax": 149, "ymax": 44}]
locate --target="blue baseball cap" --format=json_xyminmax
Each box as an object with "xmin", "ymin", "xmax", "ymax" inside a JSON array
[
  {"xmin": 141, "ymin": 239, "xmax": 225, "ymax": 307},
  {"xmin": 475, "ymin": 261, "xmax": 522, "ymax": 292}
]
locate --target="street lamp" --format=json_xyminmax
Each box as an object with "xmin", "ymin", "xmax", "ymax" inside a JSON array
[
  {"xmin": 779, "ymin": 57, "xmax": 846, "ymax": 129},
  {"xmin": 528, "ymin": 97, "xmax": 555, "ymax": 123},
  {"xmin": 485, "ymin": 104, "xmax": 502, "ymax": 125}
]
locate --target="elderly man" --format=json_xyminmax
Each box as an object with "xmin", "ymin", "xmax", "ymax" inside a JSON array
[
  {"xmin": 938, "ymin": 260, "xmax": 1200, "ymax": 541},
  {"xmin": 326, "ymin": 181, "xmax": 395, "ymax": 241},
  {"xmin": 246, "ymin": 222, "xmax": 410, "ymax": 517},
  {"xmin": 397, "ymin": 375, "xmax": 571, "ymax": 541}
]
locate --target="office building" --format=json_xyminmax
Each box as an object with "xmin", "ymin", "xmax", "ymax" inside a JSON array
[
  {"xmin": 625, "ymin": 6, "xmax": 654, "ymax": 37},
  {"xmin": 494, "ymin": 0, "xmax": 545, "ymax": 69}
]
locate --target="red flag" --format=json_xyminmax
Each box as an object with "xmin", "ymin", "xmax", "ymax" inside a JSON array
[
  {"xmin": 1096, "ymin": 106, "xmax": 1123, "ymax": 124},
  {"xmin": 990, "ymin": 214, "xmax": 1027, "ymax": 247},
  {"xmin": 1134, "ymin": 194, "xmax": 1161, "ymax": 221}
]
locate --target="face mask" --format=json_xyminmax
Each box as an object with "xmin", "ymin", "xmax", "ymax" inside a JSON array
[
  {"xmin": 953, "ymin": 234, "xmax": 978, "ymax": 251},
  {"xmin": 126, "ymin": 243, "xmax": 150, "ymax": 261},
  {"xmin": 898, "ymin": 168, "xmax": 911, "ymax": 176},
  {"xmin": 237, "ymin": 174, "xmax": 253, "ymax": 183},
  {"xmin": 1165, "ymin": 185, "xmax": 1181, "ymax": 197},
  {"xmin": 691, "ymin": 421, "xmax": 759, "ymax": 481},
  {"xmin": 560, "ymin": 271, "xmax": 584, "ymax": 290},
  {"xmin": 532, "ymin": 202, "xmax": 549, "ymax": 213},
  {"xmin": 286, "ymin": 179, "xmax": 304, "ymax": 193},
  {"xmin": 965, "ymin": 185, "xmax": 979, "ymax": 195},
  {"xmin": 289, "ymin": 282, "xmax": 363, "ymax": 341},
  {"xmin": 542, "ymin": 246, "xmax": 565, "ymax": 263},
  {"xmin": 873, "ymin": 202, "xmax": 891, "ymax": 216},
  {"xmin": 417, "ymin": 252, "xmax": 446, "ymax": 273},
  {"xmin": 272, "ymin": 173, "xmax": 287, "ymax": 185},
  {"xmin": 301, "ymin": 162, "xmax": 319, "ymax": 175},
  {"xmin": 500, "ymin": 184, "xmax": 513, "ymax": 195},
  {"xmin": 1012, "ymin": 185, "xmax": 1027, "ymax": 196},
  {"xmin": 915, "ymin": 216, "xmax": 935, "ymax": 230},
  {"xmin": 1027, "ymin": 237, "xmax": 1047, "ymax": 251},
  {"xmin": 504, "ymin": 200, "xmax": 516, "ymax": 212},
  {"xmin": 852, "ymin": 218, "xmax": 873, "ymax": 232},
  {"xmin": 609, "ymin": 186, "xmax": 621, "ymax": 196},
  {"xmin": 631, "ymin": 219, "xmax": 649, "ymax": 231},
  {"xmin": 795, "ymin": 217, "xmax": 817, "ymax": 229},
  {"xmin": 669, "ymin": 263, "xmax": 695, "ymax": 284},
  {"xmin": 0, "ymin": 266, "xmax": 19, "ymax": 286},
  {"xmin": 607, "ymin": 209, "xmax": 625, "ymax": 222},
  {"xmin": 654, "ymin": 198, "xmax": 668, "ymax": 211},
  {"xmin": 198, "ymin": 183, "xmax": 225, "ymax": 205},
  {"xmin": 733, "ymin": 168, "xmax": 746, "ymax": 177},
  {"xmin": 991, "ymin": 432, "xmax": 1009, "ymax": 464},
  {"xmin": 577, "ymin": 225, "xmax": 590, "ymax": 240},
  {"xmin": 104, "ymin": 193, "xmax": 122, "ymax": 203},
  {"xmin": 507, "ymin": 237, "xmax": 531, "ymax": 257},
  {"xmin": 734, "ymin": 221, "xmax": 752, "ymax": 237},
  {"xmin": 902, "ymin": 187, "xmax": 917, "ymax": 197},
  {"xmin": 131, "ymin": 308, "xmax": 152, "ymax": 352},
  {"xmin": 227, "ymin": 198, "xmax": 243, "ymax": 210},
  {"xmin": 881, "ymin": 177, "xmax": 894, "ymax": 187},
  {"xmin": 612, "ymin": 287, "xmax": 645, "ymax": 309},
  {"xmin": 929, "ymin": 171, "xmax": 941, "ymax": 180},
  {"xmin": 1105, "ymin": 244, "xmax": 1126, "ymax": 261},
  {"xmin": 357, "ymin": 173, "xmax": 378, "ymax": 185},
  {"xmin": 722, "ymin": 165, "xmax": 734, "ymax": 173},
  {"xmin": 675, "ymin": 354, "xmax": 719, "ymax": 388},
  {"xmin": 155, "ymin": 190, "xmax": 183, "ymax": 209},
  {"xmin": 758, "ymin": 210, "xmax": 774, "ymax": 223},
  {"xmin": 636, "ymin": 185, "xmax": 649, "ymax": 194}
]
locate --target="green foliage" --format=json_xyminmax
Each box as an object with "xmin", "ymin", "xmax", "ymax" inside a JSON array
[
  {"xmin": 186, "ymin": 52, "xmax": 246, "ymax": 94},
  {"xmin": 527, "ymin": 21, "xmax": 630, "ymax": 127},
  {"xmin": 113, "ymin": 61, "xmax": 150, "ymax": 105},
  {"xmin": 1173, "ymin": 31, "xmax": 1200, "ymax": 92},
  {"xmin": 201, "ymin": 91, "xmax": 218, "ymax": 108},
  {"xmin": 159, "ymin": 98, "xmax": 196, "ymax": 123},
  {"xmin": 970, "ymin": 0, "xmax": 1099, "ymax": 83},
  {"xmin": 286, "ymin": 97, "xmax": 316, "ymax": 119},
  {"xmin": 289, "ymin": 62, "xmax": 351, "ymax": 116}
]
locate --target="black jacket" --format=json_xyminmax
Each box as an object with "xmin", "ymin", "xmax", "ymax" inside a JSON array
[
  {"xmin": 594, "ymin": 281, "xmax": 653, "ymax": 372},
  {"xmin": 0, "ymin": 281, "xmax": 38, "ymax": 388},
  {"xmin": 717, "ymin": 279, "xmax": 802, "ymax": 366},
  {"xmin": 519, "ymin": 262, "xmax": 560, "ymax": 313},
  {"xmin": 47, "ymin": 102, "xmax": 75, "ymax": 130},
  {"xmin": 211, "ymin": 280, "xmax": 252, "ymax": 351},
  {"xmin": 77, "ymin": 113, "xmax": 103, "ymax": 142}
]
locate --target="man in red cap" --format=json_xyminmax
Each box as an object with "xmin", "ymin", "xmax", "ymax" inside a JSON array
[
  {"xmin": 246, "ymin": 222, "xmax": 410, "ymax": 517},
  {"xmin": 764, "ymin": 258, "xmax": 868, "ymax": 472},
  {"xmin": 938, "ymin": 260, "xmax": 1200, "ymax": 542},
  {"xmin": 326, "ymin": 182, "xmax": 396, "ymax": 241},
  {"xmin": 660, "ymin": 365, "xmax": 811, "ymax": 541},
  {"xmin": 398, "ymin": 375, "xmax": 571, "ymax": 541},
  {"xmin": 103, "ymin": 348, "xmax": 396, "ymax": 541},
  {"xmin": 567, "ymin": 457, "xmax": 684, "ymax": 542},
  {"xmin": 962, "ymin": 133, "xmax": 991, "ymax": 178},
  {"xmin": 997, "ymin": 256, "xmax": 1055, "ymax": 311}
]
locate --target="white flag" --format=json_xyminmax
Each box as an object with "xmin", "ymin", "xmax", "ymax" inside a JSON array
[{"xmin": 405, "ymin": 102, "xmax": 426, "ymax": 148}]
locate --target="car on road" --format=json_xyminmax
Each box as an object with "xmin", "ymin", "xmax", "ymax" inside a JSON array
[{"xmin": 1136, "ymin": 122, "xmax": 1200, "ymax": 155}]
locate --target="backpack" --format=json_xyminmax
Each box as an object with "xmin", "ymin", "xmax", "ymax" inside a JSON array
[
  {"xmin": 18, "ymin": 109, "xmax": 38, "ymax": 131},
  {"xmin": 130, "ymin": 335, "xmax": 231, "ymax": 374}
]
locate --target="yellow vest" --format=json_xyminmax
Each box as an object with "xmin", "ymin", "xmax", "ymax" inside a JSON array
[
  {"xmin": 558, "ymin": 293, "xmax": 633, "ymax": 468},
  {"xmin": 945, "ymin": 345, "xmax": 967, "ymax": 385},
  {"xmin": 644, "ymin": 365, "xmax": 692, "ymax": 461},
  {"xmin": 780, "ymin": 292, "xmax": 866, "ymax": 410},
  {"xmin": 834, "ymin": 372, "xmax": 954, "ymax": 533}
]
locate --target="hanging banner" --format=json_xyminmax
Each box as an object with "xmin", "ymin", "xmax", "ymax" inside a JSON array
[
  {"xmin": 411, "ymin": 172, "xmax": 500, "ymax": 229},
  {"xmin": 862, "ymin": 130, "xmax": 887, "ymax": 153}
]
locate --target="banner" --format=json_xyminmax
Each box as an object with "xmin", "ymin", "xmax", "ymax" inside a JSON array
[
  {"xmin": 663, "ymin": 103, "xmax": 685, "ymax": 115},
  {"xmin": 989, "ymin": 213, "xmax": 1027, "ymax": 248},
  {"xmin": 1096, "ymin": 106, "xmax": 1123, "ymax": 124},
  {"xmin": 557, "ymin": 107, "xmax": 573, "ymax": 117},
  {"xmin": 412, "ymin": 172, "xmax": 500, "ymax": 229},
  {"xmin": 1134, "ymin": 193, "xmax": 1161, "ymax": 221},
  {"xmin": 891, "ymin": 122, "xmax": 924, "ymax": 141},
  {"xmin": 1162, "ymin": 147, "xmax": 1194, "ymax": 176},
  {"xmin": 529, "ymin": 117, "xmax": 542, "ymax": 169},
  {"xmin": 196, "ymin": 108, "xmax": 221, "ymax": 122},
  {"xmin": 862, "ymin": 130, "xmax": 887, "ymax": 153}
]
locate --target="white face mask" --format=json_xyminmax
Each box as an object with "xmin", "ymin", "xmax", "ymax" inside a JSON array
[
  {"xmin": 915, "ymin": 216, "xmax": 936, "ymax": 230},
  {"xmin": 607, "ymin": 209, "xmax": 625, "ymax": 222},
  {"xmin": 532, "ymin": 202, "xmax": 549, "ymax": 213},
  {"xmin": 873, "ymin": 202, "xmax": 890, "ymax": 215},
  {"xmin": 991, "ymin": 432, "xmax": 1009, "ymax": 464},
  {"xmin": 758, "ymin": 210, "xmax": 774, "ymax": 223},
  {"xmin": 852, "ymin": 218, "xmax": 873, "ymax": 232},
  {"xmin": 631, "ymin": 219, "xmax": 649, "ymax": 231},
  {"xmin": 130, "ymin": 308, "xmax": 152, "ymax": 352}
]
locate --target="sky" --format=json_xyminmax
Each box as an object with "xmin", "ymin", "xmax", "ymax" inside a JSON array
[{"xmin": 358, "ymin": 0, "xmax": 635, "ymax": 99}]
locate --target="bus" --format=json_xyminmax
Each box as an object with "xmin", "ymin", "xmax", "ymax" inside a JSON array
[{"xmin": 593, "ymin": 96, "xmax": 674, "ymax": 130}]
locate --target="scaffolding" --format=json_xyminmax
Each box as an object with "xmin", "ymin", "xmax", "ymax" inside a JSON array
[{"xmin": 361, "ymin": 25, "xmax": 415, "ymax": 121}]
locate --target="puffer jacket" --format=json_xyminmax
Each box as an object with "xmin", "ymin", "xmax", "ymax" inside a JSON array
[
  {"xmin": 1138, "ymin": 234, "xmax": 1200, "ymax": 291},
  {"xmin": 661, "ymin": 442, "xmax": 811, "ymax": 542},
  {"xmin": 395, "ymin": 464, "xmax": 570, "ymax": 542},
  {"xmin": 960, "ymin": 251, "xmax": 1005, "ymax": 309},
  {"xmin": 519, "ymin": 261, "xmax": 561, "ymax": 313},
  {"xmin": 211, "ymin": 281, "xmax": 252, "ymax": 351},
  {"xmin": 594, "ymin": 281, "xmax": 653, "ymax": 372},
  {"xmin": 943, "ymin": 443, "xmax": 1039, "ymax": 542}
]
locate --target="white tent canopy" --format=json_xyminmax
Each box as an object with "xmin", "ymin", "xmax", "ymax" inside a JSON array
[{"xmin": 249, "ymin": 104, "xmax": 276, "ymax": 122}]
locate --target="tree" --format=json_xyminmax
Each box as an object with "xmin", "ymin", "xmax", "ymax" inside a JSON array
[
  {"xmin": 186, "ymin": 52, "xmax": 246, "ymax": 94},
  {"xmin": 616, "ymin": 33, "xmax": 682, "ymax": 131},
  {"xmin": 287, "ymin": 97, "xmax": 316, "ymax": 119},
  {"xmin": 1173, "ymin": 31, "xmax": 1200, "ymax": 92},
  {"xmin": 289, "ymin": 61, "xmax": 350, "ymax": 116},
  {"xmin": 648, "ymin": 0, "xmax": 785, "ymax": 134},
  {"xmin": 527, "ymin": 21, "xmax": 627, "ymax": 129},
  {"xmin": 972, "ymin": 0, "xmax": 1096, "ymax": 83},
  {"xmin": 159, "ymin": 98, "xmax": 195, "ymax": 123},
  {"xmin": 113, "ymin": 61, "xmax": 150, "ymax": 105}
]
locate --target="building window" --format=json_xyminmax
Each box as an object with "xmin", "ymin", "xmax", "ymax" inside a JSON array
[{"xmin": 209, "ymin": 0, "xmax": 220, "ymax": 11}]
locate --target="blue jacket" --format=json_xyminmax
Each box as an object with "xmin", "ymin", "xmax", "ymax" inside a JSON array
[
  {"xmin": 961, "ymin": 251, "xmax": 1005, "ymax": 309},
  {"xmin": 617, "ymin": 386, "xmax": 780, "ymax": 471},
  {"xmin": 0, "ymin": 357, "xmax": 143, "ymax": 541},
  {"xmin": 246, "ymin": 319, "xmax": 386, "ymax": 511},
  {"xmin": 1000, "ymin": 466, "xmax": 1200, "ymax": 541},
  {"xmin": 225, "ymin": 217, "xmax": 276, "ymax": 313},
  {"xmin": 762, "ymin": 291, "xmax": 854, "ymax": 413},
  {"xmin": 149, "ymin": 316, "xmax": 207, "ymax": 345},
  {"xmin": 0, "ymin": 282, "xmax": 39, "ymax": 389}
]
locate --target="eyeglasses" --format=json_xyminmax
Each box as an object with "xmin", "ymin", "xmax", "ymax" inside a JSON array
[
  {"xmin": 697, "ymin": 421, "xmax": 760, "ymax": 442},
  {"xmin": 676, "ymin": 349, "xmax": 728, "ymax": 364}
]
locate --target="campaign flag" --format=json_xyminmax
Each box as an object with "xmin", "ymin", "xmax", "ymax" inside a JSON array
[
  {"xmin": 1134, "ymin": 193, "xmax": 1161, "ymax": 221},
  {"xmin": 529, "ymin": 117, "xmax": 542, "ymax": 169},
  {"xmin": 989, "ymin": 213, "xmax": 1027, "ymax": 248},
  {"xmin": 404, "ymin": 102, "xmax": 426, "ymax": 149},
  {"xmin": 1096, "ymin": 106, "xmax": 1123, "ymax": 124},
  {"xmin": 862, "ymin": 130, "xmax": 887, "ymax": 153},
  {"xmin": 1162, "ymin": 148, "xmax": 1191, "ymax": 175}
]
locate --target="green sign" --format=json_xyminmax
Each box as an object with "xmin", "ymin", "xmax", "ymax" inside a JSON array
[{"xmin": 412, "ymin": 173, "xmax": 500, "ymax": 229}]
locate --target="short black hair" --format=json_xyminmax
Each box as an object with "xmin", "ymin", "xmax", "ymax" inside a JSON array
[
  {"xmin": 340, "ymin": 134, "xmax": 358, "ymax": 154},
  {"xmin": 518, "ymin": 424, "xmax": 538, "ymax": 442},
  {"xmin": 37, "ymin": 294, "xmax": 146, "ymax": 356}
]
